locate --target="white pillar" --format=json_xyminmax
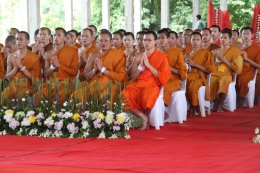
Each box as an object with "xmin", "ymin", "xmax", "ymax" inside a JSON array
[
  {"xmin": 125, "ymin": 0, "xmax": 133, "ymax": 32},
  {"xmin": 102, "ymin": 0, "xmax": 110, "ymax": 30},
  {"xmin": 133, "ymin": 0, "xmax": 141, "ymax": 35},
  {"xmin": 1, "ymin": 0, "xmax": 7, "ymax": 43},
  {"xmin": 192, "ymin": 0, "xmax": 200, "ymax": 29},
  {"xmin": 65, "ymin": 0, "xmax": 73, "ymax": 30},
  {"xmin": 27, "ymin": 0, "xmax": 40, "ymax": 43},
  {"xmin": 161, "ymin": 0, "xmax": 169, "ymax": 29},
  {"xmin": 82, "ymin": 0, "xmax": 91, "ymax": 28}
]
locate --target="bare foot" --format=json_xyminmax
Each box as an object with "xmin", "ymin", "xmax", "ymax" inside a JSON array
[
  {"xmin": 217, "ymin": 105, "xmax": 224, "ymax": 112},
  {"xmin": 139, "ymin": 117, "xmax": 149, "ymax": 130}
]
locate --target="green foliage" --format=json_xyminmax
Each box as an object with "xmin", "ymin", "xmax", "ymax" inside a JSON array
[
  {"xmin": 91, "ymin": 0, "xmax": 102, "ymax": 31},
  {"xmin": 142, "ymin": 0, "xmax": 161, "ymax": 31}
]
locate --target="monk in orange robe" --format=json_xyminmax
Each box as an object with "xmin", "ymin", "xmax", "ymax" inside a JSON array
[
  {"xmin": 169, "ymin": 31, "xmax": 182, "ymax": 50},
  {"xmin": 210, "ymin": 29, "xmax": 243, "ymax": 112},
  {"xmin": 182, "ymin": 29, "xmax": 193, "ymax": 55},
  {"xmin": 236, "ymin": 27, "xmax": 260, "ymax": 107},
  {"xmin": 210, "ymin": 25, "xmax": 221, "ymax": 46},
  {"xmin": 2, "ymin": 36, "xmax": 17, "ymax": 73},
  {"xmin": 122, "ymin": 31, "xmax": 171, "ymax": 130},
  {"xmin": 112, "ymin": 31, "xmax": 125, "ymax": 53},
  {"xmin": 72, "ymin": 30, "xmax": 126, "ymax": 104},
  {"xmin": 68, "ymin": 30, "xmax": 81, "ymax": 48},
  {"xmin": 157, "ymin": 29, "xmax": 187, "ymax": 106},
  {"xmin": 231, "ymin": 29, "xmax": 242, "ymax": 49},
  {"xmin": 135, "ymin": 31, "xmax": 145, "ymax": 54},
  {"xmin": 2, "ymin": 31, "xmax": 41, "ymax": 103},
  {"xmin": 201, "ymin": 28, "xmax": 220, "ymax": 51},
  {"xmin": 122, "ymin": 32, "xmax": 137, "ymax": 83},
  {"xmin": 38, "ymin": 27, "xmax": 79, "ymax": 104},
  {"xmin": 185, "ymin": 32, "xmax": 216, "ymax": 116},
  {"xmin": 78, "ymin": 28, "xmax": 98, "ymax": 81}
]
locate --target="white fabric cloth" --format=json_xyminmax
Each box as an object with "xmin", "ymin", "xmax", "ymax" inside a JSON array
[
  {"xmin": 165, "ymin": 80, "xmax": 187, "ymax": 124},
  {"xmin": 223, "ymin": 74, "xmax": 237, "ymax": 112},
  {"xmin": 149, "ymin": 87, "xmax": 165, "ymax": 130},
  {"xmin": 244, "ymin": 70, "xmax": 258, "ymax": 108}
]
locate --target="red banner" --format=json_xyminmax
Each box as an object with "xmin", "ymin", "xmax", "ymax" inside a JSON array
[
  {"xmin": 207, "ymin": 0, "xmax": 215, "ymax": 28},
  {"xmin": 251, "ymin": 5, "xmax": 260, "ymax": 39}
]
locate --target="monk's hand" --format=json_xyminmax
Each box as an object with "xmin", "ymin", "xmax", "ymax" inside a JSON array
[
  {"xmin": 15, "ymin": 55, "xmax": 24, "ymax": 69},
  {"xmin": 242, "ymin": 51, "xmax": 249, "ymax": 61},
  {"xmin": 95, "ymin": 58, "xmax": 103, "ymax": 71},
  {"xmin": 78, "ymin": 48, "xmax": 86, "ymax": 61},
  {"xmin": 51, "ymin": 56, "xmax": 59, "ymax": 67},
  {"xmin": 187, "ymin": 58, "xmax": 195, "ymax": 67},
  {"xmin": 143, "ymin": 53, "xmax": 150, "ymax": 68}
]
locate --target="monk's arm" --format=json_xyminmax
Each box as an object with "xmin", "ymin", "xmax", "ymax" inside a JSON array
[
  {"xmin": 130, "ymin": 56, "xmax": 142, "ymax": 82},
  {"xmin": 192, "ymin": 63, "xmax": 210, "ymax": 74},
  {"xmin": 59, "ymin": 51, "xmax": 79, "ymax": 76},
  {"xmin": 244, "ymin": 58, "xmax": 260, "ymax": 69},
  {"xmin": 6, "ymin": 55, "xmax": 12, "ymax": 74},
  {"xmin": 5, "ymin": 67, "xmax": 18, "ymax": 80},
  {"xmin": 84, "ymin": 56, "xmax": 97, "ymax": 81}
]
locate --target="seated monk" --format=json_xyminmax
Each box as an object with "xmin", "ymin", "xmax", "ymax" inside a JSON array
[
  {"xmin": 72, "ymin": 30, "xmax": 126, "ymax": 104},
  {"xmin": 201, "ymin": 28, "xmax": 220, "ymax": 52},
  {"xmin": 182, "ymin": 29, "xmax": 193, "ymax": 55},
  {"xmin": 135, "ymin": 31, "xmax": 146, "ymax": 54},
  {"xmin": 231, "ymin": 29, "xmax": 242, "ymax": 49},
  {"xmin": 68, "ymin": 29, "xmax": 81, "ymax": 48},
  {"xmin": 78, "ymin": 28, "xmax": 98, "ymax": 81},
  {"xmin": 1, "ymin": 31, "xmax": 41, "ymax": 103},
  {"xmin": 169, "ymin": 30, "xmax": 182, "ymax": 50},
  {"xmin": 112, "ymin": 30, "xmax": 125, "ymax": 53},
  {"xmin": 210, "ymin": 28, "xmax": 243, "ymax": 112},
  {"xmin": 157, "ymin": 29, "xmax": 187, "ymax": 107},
  {"xmin": 185, "ymin": 32, "xmax": 215, "ymax": 116},
  {"xmin": 236, "ymin": 27, "xmax": 260, "ymax": 107},
  {"xmin": 123, "ymin": 32, "xmax": 137, "ymax": 81},
  {"xmin": 122, "ymin": 31, "xmax": 171, "ymax": 130},
  {"xmin": 36, "ymin": 27, "xmax": 79, "ymax": 104},
  {"xmin": 2, "ymin": 36, "xmax": 17, "ymax": 74}
]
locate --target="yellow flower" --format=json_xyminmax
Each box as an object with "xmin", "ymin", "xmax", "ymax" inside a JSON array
[
  {"xmin": 97, "ymin": 113, "xmax": 105, "ymax": 120},
  {"xmin": 72, "ymin": 113, "xmax": 80, "ymax": 121},
  {"xmin": 117, "ymin": 116, "xmax": 125, "ymax": 123},
  {"xmin": 5, "ymin": 109, "xmax": 14, "ymax": 116},
  {"xmin": 51, "ymin": 112, "xmax": 57, "ymax": 117},
  {"xmin": 28, "ymin": 116, "xmax": 36, "ymax": 123}
]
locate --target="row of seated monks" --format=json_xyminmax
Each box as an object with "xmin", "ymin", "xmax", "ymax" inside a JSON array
[{"xmin": 0, "ymin": 25, "xmax": 259, "ymax": 130}]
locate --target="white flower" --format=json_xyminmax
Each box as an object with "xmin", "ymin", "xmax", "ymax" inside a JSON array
[
  {"xmin": 36, "ymin": 112, "xmax": 44, "ymax": 119},
  {"xmin": 57, "ymin": 112, "xmax": 64, "ymax": 118},
  {"xmin": 109, "ymin": 134, "xmax": 118, "ymax": 139},
  {"xmin": 98, "ymin": 131, "xmax": 106, "ymax": 138},
  {"xmin": 125, "ymin": 134, "xmax": 131, "ymax": 139},
  {"xmin": 26, "ymin": 111, "xmax": 35, "ymax": 117},
  {"xmin": 21, "ymin": 118, "xmax": 31, "ymax": 126},
  {"xmin": 21, "ymin": 98, "xmax": 26, "ymax": 102},
  {"xmin": 61, "ymin": 108, "xmax": 66, "ymax": 112},
  {"xmin": 44, "ymin": 117, "xmax": 54, "ymax": 128},
  {"xmin": 28, "ymin": 128, "xmax": 38, "ymax": 136},
  {"xmin": 64, "ymin": 112, "xmax": 73, "ymax": 118},
  {"xmin": 63, "ymin": 101, "xmax": 68, "ymax": 107},
  {"xmin": 15, "ymin": 111, "xmax": 26, "ymax": 119},
  {"xmin": 53, "ymin": 130, "xmax": 63, "ymax": 137},
  {"xmin": 16, "ymin": 128, "xmax": 23, "ymax": 136},
  {"xmin": 113, "ymin": 126, "xmax": 121, "ymax": 131},
  {"xmin": 82, "ymin": 111, "xmax": 90, "ymax": 118},
  {"xmin": 105, "ymin": 111, "xmax": 114, "ymax": 125},
  {"xmin": 9, "ymin": 118, "xmax": 20, "ymax": 130},
  {"xmin": 255, "ymin": 127, "xmax": 259, "ymax": 134},
  {"xmin": 67, "ymin": 123, "xmax": 79, "ymax": 134},
  {"xmin": 0, "ymin": 130, "xmax": 7, "ymax": 135},
  {"xmin": 54, "ymin": 120, "xmax": 63, "ymax": 131},
  {"xmin": 81, "ymin": 121, "xmax": 89, "ymax": 129},
  {"xmin": 3, "ymin": 115, "xmax": 12, "ymax": 122}
]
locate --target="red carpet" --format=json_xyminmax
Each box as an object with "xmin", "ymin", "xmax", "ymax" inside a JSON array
[{"xmin": 0, "ymin": 106, "xmax": 260, "ymax": 173}]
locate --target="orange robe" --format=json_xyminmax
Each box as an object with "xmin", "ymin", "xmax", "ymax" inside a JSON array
[
  {"xmin": 73, "ymin": 48, "xmax": 126, "ymax": 104},
  {"xmin": 75, "ymin": 42, "xmax": 82, "ymax": 49},
  {"xmin": 39, "ymin": 45, "xmax": 79, "ymax": 103},
  {"xmin": 210, "ymin": 46, "xmax": 243, "ymax": 100},
  {"xmin": 79, "ymin": 44, "xmax": 98, "ymax": 81},
  {"xmin": 163, "ymin": 47, "xmax": 187, "ymax": 106},
  {"xmin": 0, "ymin": 52, "xmax": 5, "ymax": 79},
  {"xmin": 123, "ymin": 50, "xmax": 171, "ymax": 112},
  {"xmin": 1, "ymin": 51, "xmax": 41, "ymax": 102},
  {"xmin": 237, "ymin": 44, "xmax": 260, "ymax": 97},
  {"xmin": 186, "ymin": 48, "xmax": 216, "ymax": 106},
  {"xmin": 182, "ymin": 43, "xmax": 192, "ymax": 55}
]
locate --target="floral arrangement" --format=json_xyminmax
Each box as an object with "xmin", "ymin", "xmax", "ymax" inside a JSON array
[
  {"xmin": 0, "ymin": 80, "xmax": 131, "ymax": 139},
  {"xmin": 253, "ymin": 126, "xmax": 260, "ymax": 143}
]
